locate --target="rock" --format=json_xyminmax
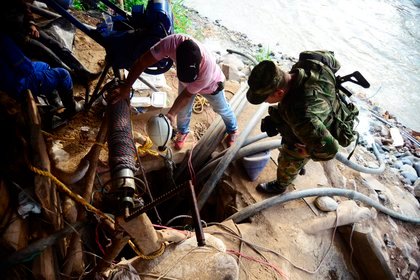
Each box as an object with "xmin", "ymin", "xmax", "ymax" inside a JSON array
[
  {"xmin": 402, "ymin": 157, "xmax": 414, "ymax": 166},
  {"xmin": 383, "ymin": 233, "xmax": 396, "ymax": 248},
  {"xmin": 401, "ymin": 172, "xmax": 418, "ymax": 184},
  {"xmin": 390, "ymin": 127, "xmax": 404, "ymax": 147},
  {"xmin": 219, "ymin": 53, "xmax": 245, "ymax": 70},
  {"xmin": 304, "ymin": 200, "xmax": 374, "ymax": 233},
  {"xmin": 49, "ymin": 140, "xmax": 70, "ymax": 162},
  {"xmin": 400, "ymin": 165, "xmax": 418, "ymax": 184},
  {"xmin": 389, "ymin": 154, "xmax": 398, "ymax": 162},
  {"xmin": 371, "ymin": 121, "xmax": 383, "ymax": 133},
  {"xmin": 414, "ymin": 179, "xmax": 420, "ymax": 198},
  {"xmin": 401, "ymin": 176, "xmax": 414, "ymax": 185},
  {"xmin": 360, "ymin": 173, "xmax": 386, "ymax": 192},
  {"xmin": 221, "ymin": 63, "xmax": 246, "ymax": 82},
  {"xmin": 389, "ymin": 168, "xmax": 400, "ymax": 176},
  {"xmin": 403, "ymin": 250, "xmax": 419, "ymax": 272},
  {"xmin": 380, "ymin": 125, "xmax": 390, "ymax": 137},
  {"xmin": 400, "ymin": 164, "xmax": 418, "ymax": 175},
  {"xmin": 413, "ymin": 162, "xmax": 420, "ymax": 176},
  {"xmin": 314, "ymin": 196, "xmax": 338, "ymax": 212},
  {"xmin": 393, "ymin": 160, "xmax": 404, "ymax": 169},
  {"xmin": 378, "ymin": 193, "xmax": 389, "ymax": 204},
  {"xmin": 404, "ymin": 184, "xmax": 414, "ymax": 194},
  {"xmin": 131, "ymin": 233, "xmax": 239, "ymax": 280}
]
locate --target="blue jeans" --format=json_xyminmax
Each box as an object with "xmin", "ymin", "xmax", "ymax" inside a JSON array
[{"xmin": 176, "ymin": 87, "xmax": 238, "ymax": 134}]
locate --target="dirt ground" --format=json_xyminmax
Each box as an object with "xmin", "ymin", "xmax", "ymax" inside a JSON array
[{"xmin": 44, "ymin": 8, "xmax": 420, "ymax": 280}]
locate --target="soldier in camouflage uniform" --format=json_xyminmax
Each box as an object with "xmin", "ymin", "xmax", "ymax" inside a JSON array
[{"xmin": 246, "ymin": 50, "xmax": 342, "ymax": 194}]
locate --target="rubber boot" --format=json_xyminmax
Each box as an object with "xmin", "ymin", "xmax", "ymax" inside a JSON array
[
  {"xmin": 59, "ymin": 89, "xmax": 84, "ymax": 119},
  {"xmin": 47, "ymin": 90, "xmax": 64, "ymax": 110}
]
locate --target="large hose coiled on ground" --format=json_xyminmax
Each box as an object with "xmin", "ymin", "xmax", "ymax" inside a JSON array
[{"xmin": 226, "ymin": 187, "xmax": 420, "ymax": 224}]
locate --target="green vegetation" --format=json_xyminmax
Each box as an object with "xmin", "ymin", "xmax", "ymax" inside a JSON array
[
  {"xmin": 123, "ymin": 0, "xmax": 148, "ymax": 12},
  {"xmin": 72, "ymin": 0, "xmax": 191, "ymax": 34},
  {"xmin": 72, "ymin": 0, "xmax": 84, "ymax": 11},
  {"xmin": 171, "ymin": 0, "xmax": 191, "ymax": 34},
  {"xmin": 255, "ymin": 46, "xmax": 272, "ymax": 62}
]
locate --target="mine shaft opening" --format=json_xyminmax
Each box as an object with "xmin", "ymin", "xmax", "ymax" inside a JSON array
[{"xmin": 138, "ymin": 167, "xmax": 239, "ymax": 228}]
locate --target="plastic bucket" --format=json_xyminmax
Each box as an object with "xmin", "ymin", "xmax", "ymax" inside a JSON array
[{"xmin": 241, "ymin": 150, "xmax": 271, "ymax": 181}]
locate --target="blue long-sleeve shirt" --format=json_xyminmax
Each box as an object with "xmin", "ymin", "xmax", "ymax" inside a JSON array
[{"xmin": 0, "ymin": 33, "xmax": 36, "ymax": 99}]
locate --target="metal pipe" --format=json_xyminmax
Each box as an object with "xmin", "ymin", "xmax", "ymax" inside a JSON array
[{"xmin": 188, "ymin": 181, "xmax": 206, "ymax": 247}]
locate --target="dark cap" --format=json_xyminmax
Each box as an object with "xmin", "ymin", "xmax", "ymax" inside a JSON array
[
  {"xmin": 246, "ymin": 60, "xmax": 286, "ymax": 105},
  {"xmin": 176, "ymin": 39, "xmax": 202, "ymax": 83}
]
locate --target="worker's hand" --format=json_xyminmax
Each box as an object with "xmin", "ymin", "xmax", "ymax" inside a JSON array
[
  {"xmin": 29, "ymin": 25, "xmax": 39, "ymax": 38},
  {"xmin": 295, "ymin": 143, "xmax": 309, "ymax": 157},
  {"xmin": 109, "ymin": 84, "xmax": 131, "ymax": 104}
]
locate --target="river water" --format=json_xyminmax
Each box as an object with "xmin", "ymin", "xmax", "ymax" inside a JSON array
[{"xmin": 184, "ymin": 0, "xmax": 420, "ymax": 131}]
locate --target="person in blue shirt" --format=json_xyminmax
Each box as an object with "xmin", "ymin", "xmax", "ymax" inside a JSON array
[
  {"xmin": 0, "ymin": 0, "xmax": 99, "ymax": 84},
  {"xmin": 0, "ymin": 33, "xmax": 82, "ymax": 123}
]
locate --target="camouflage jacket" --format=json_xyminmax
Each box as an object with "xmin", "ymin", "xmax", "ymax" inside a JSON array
[{"xmin": 270, "ymin": 51, "xmax": 341, "ymax": 161}]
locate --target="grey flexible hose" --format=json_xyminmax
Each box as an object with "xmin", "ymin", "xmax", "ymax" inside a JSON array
[
  {"xmin": 239, "ymin": 133, "xmax": 386, "ymax": 174},
  {"xmin": 335, "ymin": 142, "xmax": 385, "ymax": 174},
  {"xmin": 206, "ymin": 132, "xmax": 271, "ymax": 164},
  {"xmin": 226, "ymin": 187, "xmax": 420, "ymax": 224},
  {"xmin": 226, "ymin": 49, "xmax": 258, "ymax": 66},
  {"xmin": 237, "ymin": 133, "xmax": 385, "ymax": 174},
  {"xmin": 199, "ymin": 136, "xmax": 385, "ymax": 183},
  {"xmin": 174, "ymin": 83, "xmax": 249, "ymax": 180},
  {"xmin": 197, "ymin": 140, "xmax": 282, "ymax": 182},
  {"xmin": 197, "ymin": 103, "xmax": 269, "ymax": 209},
  {"xmin": 244, "ymin": 134, "xmax": 386, "ymax": 175},
  {"xmin": 243, "ymin": 133, "xmax": 270, "ymax": 147}
]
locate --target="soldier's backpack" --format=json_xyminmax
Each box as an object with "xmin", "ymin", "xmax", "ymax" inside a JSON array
[{"xmin": 295, "ymin": 50, "xmax": 369, "ymax": 151}]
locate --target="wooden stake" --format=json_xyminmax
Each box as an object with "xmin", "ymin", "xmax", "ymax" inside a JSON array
[{"xmin": 62, "ymin": 112, "xmax": 109, "ymax": 277}]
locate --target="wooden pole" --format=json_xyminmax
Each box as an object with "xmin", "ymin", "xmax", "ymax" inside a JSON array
[
  {"xmin": 62, "ymin": 112, "xmax": 109, "ymax": 277},
  {"xmin": 26, "ymin": 90, "xmax": 62, "ymax": 279}
]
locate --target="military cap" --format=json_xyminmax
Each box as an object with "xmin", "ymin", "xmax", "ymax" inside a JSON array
[{"xmin": 246, "ymin": 60, "xmax": 286, "ymax": 105}]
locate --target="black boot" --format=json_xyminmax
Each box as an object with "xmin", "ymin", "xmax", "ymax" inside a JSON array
[
  {"xmin": 256, "ymin": 180, "xmax": 287, "ymax": 194},
  {"xmin": 47, "ymin": 90, "xmax": 64, "ymax": 110},
  {"xmin": 59, "ymin": 89, "xmax": 84, "ymax": 119}
]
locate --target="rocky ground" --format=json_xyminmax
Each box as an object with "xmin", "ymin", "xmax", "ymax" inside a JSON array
[{"xmin": 34, "ymin": 5, "xmax": 420, "ymax": 280}]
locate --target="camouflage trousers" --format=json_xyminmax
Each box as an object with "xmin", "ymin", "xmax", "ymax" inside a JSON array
[{"xmin": 277, "ymin": 144, "xmax": 310, "ymax": 187}]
